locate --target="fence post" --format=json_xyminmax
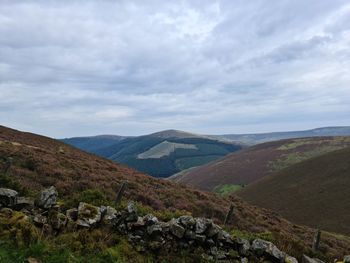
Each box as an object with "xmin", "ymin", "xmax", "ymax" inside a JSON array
[
  {"xmin": 115, "ymin": 181, "xmax": 128, "ymax": 205},
  {"xmin": 312, "ymin": 229, "xmax": 321, "ymax": 252},
  {"xmin": 224, "ymin": 203, "xmax": 234, "ymax": 226}
]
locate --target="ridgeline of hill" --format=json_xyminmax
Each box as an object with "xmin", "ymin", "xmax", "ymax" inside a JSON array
[
  {"xmin": 237, "ymin": 146, "xmax": 350, "ymax": 235},
  {"xmin": 62, "ymin": 130, "xmax": 242, "ymax": 178},
  {"xmin": 1, "ymin": 125, "xmax": 350, "ymax": 260},
  {"xmin": 170, "ymin": 137, "xmax": 350, "ymax": 193},
  {"xmin": 216, "ymin": 126, "xmax": 350, "ymax": 145}
]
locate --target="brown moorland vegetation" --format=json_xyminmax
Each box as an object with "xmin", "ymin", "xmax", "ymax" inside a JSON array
[
  {"xmin": 0, "ymin": 125, "xmax": 349, "ymax": 260},
  {"xmin": 237, "ymin": 146, "xmax": 350, "ymax": 236},
  {"xmin": 170, "ymin": 136, "xmax": 350, "ymax": 192}
]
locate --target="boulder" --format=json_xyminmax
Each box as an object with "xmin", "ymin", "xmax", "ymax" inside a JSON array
[
  {"xmin": 169, "ymin": 219, "xmax": 185, "ymax": 238},
  {"xmin": 0, "ymin": 188, "xmax": 18, "ymax": 207},
  {"xmin": 77, "ymin": 202, "xmax": 102, "ymax": 227},
  {"xmin": 252, "ymin": 239, "xmax": 285, "ymax": 262},
  {"xmin": 36, "ymin": 186, "xmax": 58, "ymax": 209}
]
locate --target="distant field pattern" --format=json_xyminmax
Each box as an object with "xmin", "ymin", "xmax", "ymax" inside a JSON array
[{"xmin": 137, "ymin": 140, "xmax": 197, "ymax": 159}]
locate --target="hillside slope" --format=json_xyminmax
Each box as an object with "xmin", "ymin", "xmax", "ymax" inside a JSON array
[
  {"xmin": 64, "ymin": 130, "xmax": 242, "ymax": 178},
  {"xmin": 170, "ymin": 136, "xmax": 350, "ymax": 192},
  {"xmin": 237, "ymin": 146, "xmax": 350, "ymax": 235},
  {"xmin": 1, "ymin": 125, "xmax": 350, "ymax": 259},
  {"xmin": 216, "ymin": 126, "xmax": 350, "ymax": 145}
]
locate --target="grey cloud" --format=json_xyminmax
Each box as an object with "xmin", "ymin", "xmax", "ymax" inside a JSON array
[{"xmin": 0, "ymin": 0, "xmax": 349, "ymax": 137}]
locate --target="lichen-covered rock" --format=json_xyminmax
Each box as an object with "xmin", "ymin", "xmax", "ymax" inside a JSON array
[
  {"xmin": 77, "ymin": 202, "xmax": 102, "ymax": 227},
  {"xmin": 147, "ymin": 223, "xmax": 162, "ymax": 236},
  {"xmin": 178, "ymin": 215, "xmax": 196, "ymax": 228},
  {"xmin": 14, "ymin": 197, "xmax": 34, "ymax": 210},
  {"xmin": 169, "ymin": 219, "xmax": 185, "ymax": 238},
  {"xmin": 143, "ymin": 214, "xmax": 158, "ymax": 225},
  {"xmin": 125, "ymin": 202, "xmax": 138, "ymax": 222},
  {"xmin": 49, "ymin": 211, "xmax": 67, "ymax": 230},
  {"xmin": 236, "ymin": 237, "xmax": 250, "ymax": 256},
  {"xmin": 285, "ymin": 255, "xmax": 298, "ymax": 263},
  {"xmin": 252, "ymin": 239, "xmax": 285, "ymax": 261},
  {"xmin": 195, "ymin": 218, "xmax": 212, "ymax": 234},
  {"xmin": 344, "ymin": 255, "xmax": 350, "ymax": 263},
  {"xmin": 0, "ymin": 188, "xmax": 18, "ymax": 207},
  {"xmin": 102, "ymin": 206, "xmax": 117, "ymax": 225},
  {"xmin": 36, "ymin": 186, "xmax": 58, "ymax": 209}
]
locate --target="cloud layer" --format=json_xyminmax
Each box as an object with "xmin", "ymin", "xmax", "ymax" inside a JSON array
[{"xmin": 1, "ymin": 0, "xmax": 350, "ymax": 137}]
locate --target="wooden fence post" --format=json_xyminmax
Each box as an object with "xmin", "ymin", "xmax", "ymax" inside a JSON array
[
  {"xmin": 312, "ymin": 229, "xmax": 321, "ymax": 252},
  {"xmin": 115, "ymin": 181, "xmax": 128, "ymax": 205},
  {"xmin": 224, "ymin": 203, "xmax": 234, "ymax": 226}
]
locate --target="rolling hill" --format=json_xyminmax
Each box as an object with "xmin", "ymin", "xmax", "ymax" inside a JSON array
[
  {"xmin": 61, "ymin": 135, "xmax": 128, "ymax": 152},
  {"xmin": 1, "ymin": 125, "xmax": 350, "ymax": 260},
  {"xmin": 215, "ymin": 126, "xmax": 350, "ymax": 145},
  {"xmin": 170, "ymin": 136, "xmax": 350, "ymax": 193},
  {"xmin": 237, "ymin": 146, "xmax": 350, "ymax": 235},
  {"xmin": 63, "ymin": 129, "xmax": 242, "ymax": 178}
]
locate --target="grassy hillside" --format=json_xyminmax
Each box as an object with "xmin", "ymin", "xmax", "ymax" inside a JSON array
[
  {"xmin": 237, "ymin": 146, "xmax": 350, "ymax": 236},
  {"xmin": 170, "ymin": 136, "xmax": 350, "ymax": 192},
  {"xmin": 65, "ymin": 131, "xmax": 242, "ymax": 178},
  {"xmin": 1, "ymin": 125, "xmax": 350, "ymax": 260}
]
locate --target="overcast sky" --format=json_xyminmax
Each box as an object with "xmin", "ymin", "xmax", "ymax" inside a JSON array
[{"xmin": 1, "ymin": 0, "xmax": 350, "ymax": 137}]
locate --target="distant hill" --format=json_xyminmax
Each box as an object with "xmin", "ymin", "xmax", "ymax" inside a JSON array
[
  {"xmin": 63, "ymin": 129, "xmax": 242, "ymax": 178},
  {"xmin": 215, "ymin": 126, "xmax": 350, "ymax": 145},
  {"xmin": 61, "ymin": 135, "xmax": 128, "ymax": 152},
  {"xmin": 170, "ymin": 136, "xmax": 350, "ymax": 192},
  {"xmin": 1, "ymin": 125, "xmax": 350, "ymax": 260},
  {"xmin": 237, "ymin": 146, "xmax": 350, "ymax": 235}
]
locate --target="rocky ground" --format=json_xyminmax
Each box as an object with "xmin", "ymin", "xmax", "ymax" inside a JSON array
[{"xmin": 1, "ymin": 186, "xmax": 348, "ymax": 263}]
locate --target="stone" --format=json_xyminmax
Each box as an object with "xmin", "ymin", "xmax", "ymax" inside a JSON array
[
  {"xmin": 344, "ymin": 256, "xmax": 350, "ymax": 263},
  {"xmin": 125, "ymin": 202, "xmax": 138, "ymax": 222},
  {"xmin": 102, "ymin": 206, "xmax": 117, "ymax": 225},
  {"xmin": 26, "ymin": 257, "xmax": 42, "ymax": 263},
  {"xmin": 178, "ymin": 215, "xmax": 196, "ymax": 228},
  {"xmin": 285, "ymin": 255, "xmax": 298, "ymax": 263},
  {"xmin": 0, "ymin": 188, "xmax": 18, "ymax": 207},
  {"xmin": 184, "ymin": 229, "xmax": 196, "ymax": 240},
  {"xmin": 77, "ymin": 202, "xmax": 102, "ymax": 227},
  {"xmin": 36, "ymin": 186, "xmax": 58, "ymax": 209},
  {"xmin": 169, "ymin": 219, "xmax": 185, "ymax": 238},
  {"xmin": 13, "ymin": 197, "xmax": 34, "ymax": 210},
  {"xmin": 195, "ymin": 218, "xmax": 212, "ymax": 234},
  {"xmin": 301, "ymin": 255, "xmax": 325, "ymax": 263},
  {"xmin": 49, "ymin": 210, "xmax": 67, "ymax": 230},
  {"xmin": 236, "ymin": 237, "xmax": 250, "ymax": 256},
  {"xmin": 33, "ymin": 214, "xmax": 47, "ymax": 226},
  {"xmin": 252, "ymin": 239, "xmax": 285, "ymax": 261},
  {"xmin": 195, "ymin": 234, "xmax": 206, "ymax": 243},
  {"xmin": 147, "ymin": 223, "xmax": 163, "ymax": 236},
  {"xmin": 143, "ymin": 214, "xmax": 158, "ymax": 225},
  {"xmin": 206, "ymin": 223, "xmax": 221, "ymax": 237},
  {"xmin": 241, "ymin": 258, "xmax": 248, "ymax": 263}
]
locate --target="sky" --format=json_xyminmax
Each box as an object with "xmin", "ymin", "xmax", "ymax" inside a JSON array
[{"xmin": 0, "ymin": 0, "xmax": 350, "ymax": 138}]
